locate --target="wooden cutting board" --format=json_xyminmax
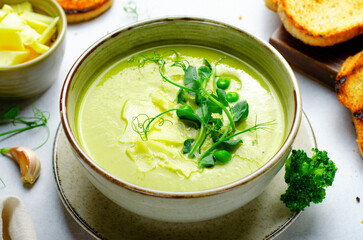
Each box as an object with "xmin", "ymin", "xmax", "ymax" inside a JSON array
[{"xmin": 269, "ymin": 26, "xmax": 363, "ymax": 90}]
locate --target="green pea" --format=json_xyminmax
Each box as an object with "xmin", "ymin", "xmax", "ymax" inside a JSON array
[
  {"xmin": 216, "ymin": 78, "xmax": 230, "ymax": 90},
  {"xmin": 226, "ymin": 92, "xmax": 239, "ymax": 103},
  {"xmin": 213, "ymin": 150, "xmax": 232, "ymax": 163}
]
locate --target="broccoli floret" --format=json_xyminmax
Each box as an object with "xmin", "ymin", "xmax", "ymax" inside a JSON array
[{"xmin": 281, "ymin": 148, "xmax": 337, "ymax": 212}]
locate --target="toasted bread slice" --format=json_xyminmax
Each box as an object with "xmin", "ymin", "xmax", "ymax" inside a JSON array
[
  {"xmin": 353, "ymin": 117, "xmax": 363, "ymax": 156},
  {"xmin": 264, "ymin": 0, "xmax": 278, "ymax": 12},
  {"xmin": 56, "ymin": 0, "xmax": 113, "ymax": 23},
  {"xmin": 336, "ymin": 50, "xmax": 363, "ymax": 155},
  {"xmin": 269, "ymin": 0, "xmax": 363, "ymax": 46}
]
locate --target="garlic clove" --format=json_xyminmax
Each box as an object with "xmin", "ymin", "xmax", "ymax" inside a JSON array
[{"xmin": 6, "ymin": 147, "xmax": 41, "ymax": 184}]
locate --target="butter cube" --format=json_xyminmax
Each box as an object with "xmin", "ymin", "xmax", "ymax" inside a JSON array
[
  {"xmin": 21, "ymin": 11, "xmax": 54, "ymax": 24},
  {"xmin": 1, "ymin": 12, "xmax": 26, "ymax": 29},
  {"xmin": 38, "ymin": 17, "xmax": 58, "ymax": 44},
  {"xmin": 1, "ymin": 4, "xmax": 14, "ymax": 13},
  {"xmin": 19, "ymin": 25, "xmax": 41, "ymax": 45},
  {"xmin": 29, "ymin": 41, "xmax": 49, "ymax": 54},
  {"xmin": 21, "ymin": 14, "xmax": 48, "ymax": 34},
  {"xmin": 10, "ymin": 2, "xmax": 33, "ymax": 14},
  {"xmin": 0, "ymin": 26, "xmax": 24, "ymax": 50},
  {"xmin": 0, "ymin": 10, "xmax": 8, "ymax": 21},
  {"xmin": 0, "ymin": 50, "xmax": 30, "ymax": 66}
]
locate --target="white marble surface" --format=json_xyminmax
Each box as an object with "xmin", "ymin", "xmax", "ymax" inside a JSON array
[{"xmin": 0, "ymin": 0, "xmax": 362, "ymax": 239}]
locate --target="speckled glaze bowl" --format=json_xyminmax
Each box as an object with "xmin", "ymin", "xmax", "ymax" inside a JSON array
[
  {"xmin": 60, "ymin": 17, "xmax": 302, "ymax": 222},
  {"xmin": 0, "ymin": 0, "xmax": 66, "ymax": 99}
]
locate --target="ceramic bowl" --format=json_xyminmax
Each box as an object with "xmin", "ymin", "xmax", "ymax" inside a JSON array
[
  {"xmin": 60, "ymin": 17, "xmax": 302, "ymax": 222},
  {"xmin": 0, "ymin": 0, "xmax": 66, "ymax": 99}
]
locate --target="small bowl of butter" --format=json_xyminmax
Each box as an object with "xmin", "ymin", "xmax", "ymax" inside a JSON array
[{"xmin": 0, "ymin": 0, "xmax": 66, "ymax": 99}]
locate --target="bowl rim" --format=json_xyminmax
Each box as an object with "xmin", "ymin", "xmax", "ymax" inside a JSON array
[
  {"xmin": 60, "ymin": 16, "xmax": 302, "ymax": 199},
  {"xmin": 0, "ymin": 0, "xmax": 67, "ymax": 71}
]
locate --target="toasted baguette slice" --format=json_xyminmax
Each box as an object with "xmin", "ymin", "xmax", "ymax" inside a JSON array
[
  {"xmin": 264, "ymin": 0, "xmax": 278, "ymax": 12},
  {"xmin": 274, "ymin": 0, "xmax": 363, "ymax": 46},
  {"xmin": 56, "ymin": 0, "xmax": 113, "ymax": 23},
  {"xmin": 336, "ymin": 50, "xmax": 363, "ymax": 155}
]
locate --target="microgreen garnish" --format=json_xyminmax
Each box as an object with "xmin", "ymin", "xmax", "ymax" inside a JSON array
[
  {"xmin": 123, "ymin": 1, "xmax": 138, "ymax": 21},
  {"xmin": 198, "ymin": 153, "xmax": 215, "ymax": 168},
  {"xmin": 182, "ymin": 139, "xmax": 195, "ymax": 154},
  {"xmin": 129, "ymin": 50, "xmax": 273, "ymax": 168},
  {"xmin": 0, "ymin": 177, "xmax": 5, "ymax": 188},
  {"xmin": 232, "ymin": 100, "xmax": 249, "ymax": 123},
  {"xmin": 131, "ymin": 110, "xmax": 175, "ymax": 141},
  {"xmin": 0, "ymin": 105, "xmax": 50, "ymax": 149},
  {"xmin": 177, "ymin": 89, "xmax": 186, "ymax": 104}
]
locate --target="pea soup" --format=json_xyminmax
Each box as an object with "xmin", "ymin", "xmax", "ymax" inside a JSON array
[{"xmin": 76, "ymin": 45, "xmax": 286, "ymax": 192}]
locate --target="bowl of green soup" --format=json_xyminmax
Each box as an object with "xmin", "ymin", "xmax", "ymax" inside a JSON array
[
  {"xmin": 60, "ymin": 17, "xmax": 302, "ymax": 222},
  {"xmin": 0, "ymin": 0, "xmax": 66, "ymax": 99}
]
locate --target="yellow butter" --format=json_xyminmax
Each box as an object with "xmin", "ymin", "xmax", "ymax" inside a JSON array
[
  {"xmin": 10, "ymin": 2, "xmax": 32, "ymax": 14},
  {"xmin": 0, "ymin": 26, "xmax": 24, "ymax": 50},
  {"xmin": 0, "ymin": 1, "xmax": 58, "ymax": 65},
  {"xmin": 0, "ymin": 50, "xmax": 29, "ymax": 67}
]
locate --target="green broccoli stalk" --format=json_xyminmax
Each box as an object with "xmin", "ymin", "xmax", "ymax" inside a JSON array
[{"xmin": 281, "ymin": 148, "xmax": 337, "ymax": 212}]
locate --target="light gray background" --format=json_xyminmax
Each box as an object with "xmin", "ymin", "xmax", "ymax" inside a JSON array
[{"xmin": 0, "ymin": 0, "xmax": 362, "ymax": 239}]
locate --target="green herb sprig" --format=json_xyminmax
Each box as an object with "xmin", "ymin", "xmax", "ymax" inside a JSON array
[
  {"xmin": 0, "ymin": 105, "xmax": 50, "ymax": 150},
  {"xmin": 0, "ymin": 177, "xmax": 5, "ymax": 188},
  {"xmin": 123, "ymin": 1, "xmax": 138, "ymax": 21},
  {"xmin": 129, "ymin": 50, "xmax": 272, "ymax": 168},
  {"xmin": 131, "ymin": 110, "xmax": 176, "ymax": 141}
]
